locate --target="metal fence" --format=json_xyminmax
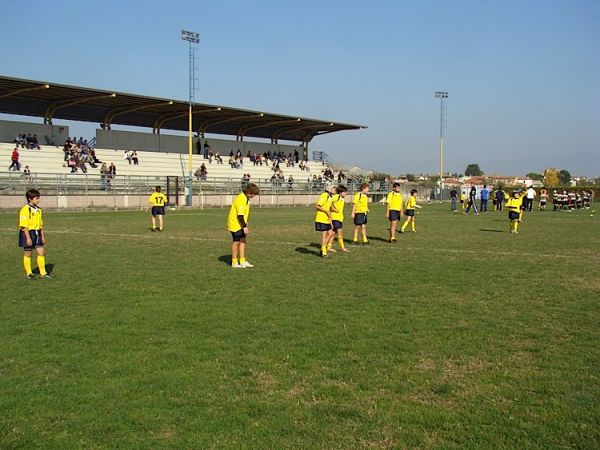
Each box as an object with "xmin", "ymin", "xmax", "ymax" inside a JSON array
[{"xmin": 0, "ymin": 171, "xmax": 451, "ymax": 204}]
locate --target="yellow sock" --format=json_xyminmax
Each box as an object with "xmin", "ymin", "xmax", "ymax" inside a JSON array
[
  {"xmin": 327, "ymin": 243, "xmax": 332, "ymax": 250},
  {"xmin": 23, "ymin": 256, "xmax": 32, "ymax": 275},
  {"xmin": 353, "ymin": 232, "xmax": 358, "ymax": 242},
  {"xmin": 239, "ymin": 258, "xmax": 246, "ymax": 264},
  {"xmin": 514, "ymin": 222, "xmax": 519, "ymax": 232},
  {"xmin": 37, "ymin": 256, "xmax": 47, "ymax": 276},
  {"xmin": 363, "ymin": 237, "xmax": 368, "ymax": 243},
  {"xmin": 401, "ymin": 221, "xmax": 408, "ymax": 231},
  {"xmin": 411, "ymin": 222, "xmax": 415, "ymax": 232},
  {"xmin": 321, "ymin": 245, "xmax": 327, "ymax": 255},
  {"xmin": 338, "ymin": 237, "xmax": 345, "ymax": 249},
  {"xmin": 232, "ymin": 258, "xmax": 239, "ymax": 265}
]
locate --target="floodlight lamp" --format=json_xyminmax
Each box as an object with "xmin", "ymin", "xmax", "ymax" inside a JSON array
[{"xmin": 181, "ymin": 29, "xmax": 200, "ymax": 44}]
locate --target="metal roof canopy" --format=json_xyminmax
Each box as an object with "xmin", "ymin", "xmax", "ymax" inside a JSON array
[{"xmin": 0, "ymin": 75, "xmax": 366, "ymax": 144}]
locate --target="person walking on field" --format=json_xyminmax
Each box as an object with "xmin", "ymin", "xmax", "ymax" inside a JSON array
[
  {"xmin": 465, "ymin": 186, "xmax": 479, "ymax": 215},
  {"xmin": 9, "ymin": 147, "xmax": 20, "ymax": 171}
]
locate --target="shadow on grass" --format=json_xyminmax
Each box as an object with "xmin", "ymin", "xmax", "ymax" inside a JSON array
[
  {"xmin": 368, "ymin": 236, "xmax": 389, "ymax": 243},
  {"xmin": 479, "ymin": 229, "xmax": 504, "ymax": 233},
  {"xmin": 295, "ymin": 247, "xmax": 320, "ymax": 257},
  {"xmin": 33, "ymin": 263, "xmax": 55, "ymax": 275},
  {"xmin": 217, "ymin": 255, "xmax": 231, "ymax": 266}
]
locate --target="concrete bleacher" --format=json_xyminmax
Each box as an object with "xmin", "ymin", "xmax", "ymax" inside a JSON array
[{"xmin": 0, "ymin": 142, "xmax": 333, "ymax": 184}]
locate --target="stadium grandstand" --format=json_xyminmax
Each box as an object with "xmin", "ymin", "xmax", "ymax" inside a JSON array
[{"xmin": 0, "ymin": 75, "xmax": 373, "ymax": 209}]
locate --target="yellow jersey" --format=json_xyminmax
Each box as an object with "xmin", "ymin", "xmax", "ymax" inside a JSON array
[
  {"xmin": 19, "ymin": 204, "xmax": 43, "ymax": 230},
  {"xmin": 149, "ymin": 192, "xmax": 167, "ymax": 207},
  {"xmin": 315, "ymin": 191, "xmax": 333, "ymax": 224},
  {"xmin": 352, "ymin": 192, "xmax": 369, "ymax": 214},
  {"xmin": 330, "ymin": 194, "xmax": 345, "ymax": 222},
  {"xmin": 505, "ymin": 196, "xmax": 523, "ymax": 211},
  {"xmin": 227, "ymin": 192, "xmax": 251, "ymax": 232},
  {"xmin": 405, "ymin": 195, "xmax": 417, "ymax": 211},
  {"xmin": 386, "ymin": 191, "xmax": 403, "ymax": 211}
]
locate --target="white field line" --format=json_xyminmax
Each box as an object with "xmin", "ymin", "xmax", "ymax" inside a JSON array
[{"xmin": 1, "ymin": 227, "xmax": 598, "ymax": 261}]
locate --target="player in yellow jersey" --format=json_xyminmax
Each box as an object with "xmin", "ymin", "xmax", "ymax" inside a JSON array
[
  {"xmin": 401, "ymin": 189, "xmax": 422, "ymax": 233},
  {"xmin": 18, "ymin": 189, "xmax": 50, "ymax": 279},
  {"xmin": 329, "ymin": 185, "xmax": 350, "ymax": 253},
  {"xmin": 459, "ymin": 191, "xmax": 466, "ymax": 210},
  {"xmin": 315, "ymin": 187, "xmax": 335, "ymax": 258},
  {"xmin": 385, "ymin": 182, "xmax": 404, "ymax": 243},
  {"xmin": 147, "ymin": 186, "xmax": 168, "ymax": 231},
  {"xmin": 351, "ymin": 183, "xmax": 370, "ymax": 244},
  {"xmin": 505, "ymin": 190, "xmax": 524, "ymax": 233},
  {"xmin": 228, "ymin": 183, "xmax": 260, "ymax": 268}
]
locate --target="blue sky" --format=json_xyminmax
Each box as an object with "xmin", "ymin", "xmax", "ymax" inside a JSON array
[{"xmin": 1, "ymin": 0, "xmax": 598, "ymax": 176}]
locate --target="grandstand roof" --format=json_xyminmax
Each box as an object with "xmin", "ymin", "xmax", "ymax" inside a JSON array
[{"xmin": 0, "ymin": 75, "xmax": 366, "ymax": 143}]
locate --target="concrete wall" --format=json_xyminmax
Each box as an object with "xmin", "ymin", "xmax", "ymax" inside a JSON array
[
  {"xmin": 96, "ymin": 129, "xmax": 303, "ymax": 156},
  {"xmin": 0, "ymin": 119, "xmax": 70, "ymax": 146}
]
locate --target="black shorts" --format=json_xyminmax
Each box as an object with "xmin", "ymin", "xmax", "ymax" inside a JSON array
[
  {"xmin": 231, "ymin": 229, "xmax": 246, "ymax": 241},
  {"xmin": 540, "ymin": 200, "xmax": 547, "ymax": 205},
  {"xmin": 151, "ymin": 206, "xmax": 165, "ymax": 216},
  {"xmin": 508, "ymin": 211, "xmax": 520, "ymax": 220},
  {"xmin": 353, "ymin": 213, "xmax": 367, "ymax": 225},
  {"xmin": 405, "ymin": 210, "xmax": 415, "ymax": 217},
  {"xmin": 388, "ymin": 210, "xmax": 401, "ymax": 221},
  {"xmin": 331, "ymin": 220, "xmax": 343, "ymax": 230},
  {"xmin": 315, "ymin": 222, "xmax": 332, "ymax": 232},
  {"xmin": 19, "ymin": 230, "xmax": 43, "ymax": 250}
]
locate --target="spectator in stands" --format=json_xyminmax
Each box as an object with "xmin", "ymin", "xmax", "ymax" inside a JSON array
[
  {"xmin": 90, "ymin": 148, "xmax": 101, "ymax": 164},
  {"xmin": 228, "ymin": 155, "xmax": 236, "ymax": 168},
  {"xmin": 14, "ymin": 134, "xmax": 26, "ymax": 148},
  {"xmin": 131, "ymin": 151, "xmax": 139, "ymax": 165},
  {"xmin": 299, "ymin": 160, "xmax": 306, "ymax": 171},
  {"xmin": 199, "ymin": 163, "xmax": 208, "ymax": 180},
  {"xmin": 68, "ymin": 155, "xmax": 77, "ymax": 173},
  {"xmin": 31, "ymin": 134, "xmax": 41, "ymax": 150},
  {"xmin": 100, "ymin": 163, "xmax": 108, "ymax": 190},
  {"xmin": 196, "ymin": 139, "xmax": 202, "ymax": 155},
  {"xmin": 124, "ymin": 150, "xmax": 132, "ymax": 164},
  {"xmin": 109, "ymin": 162, "xmax": 117, "ymax": 177},
  {"xmin": 241, "ymin": 173, "xmax": 250, "ymax": 189},
  {"xmin": 203, "ymin": 141, "xmax": 210, "ymax": 159},
  {"xmin": 288, "ymin": 175, "xmax": 294, "ymax": 191},
  {"xmin": 294, "ymin": 149, "xmax": 299, "ymax": 163},
  {"xmin": 9, "ymin": 148, "xmax": 21, "ymax": 171},
  {"xmin": 215, "ymin": 152, "xmax": 223, "ymax": 164},
  {"xmin": 22, "ymin": 165, "xmax": 32, "ymax": 180}
]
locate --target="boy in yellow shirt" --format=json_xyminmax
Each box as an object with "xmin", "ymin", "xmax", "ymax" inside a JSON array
[
  {"xmin": 329, "ymin": 185, "xmax": 350, "ymax": 253},
  {"xmin": 505, "ymin": 190, "xmax": 524, "ymax": 234},
  {"xmin": 315, "ymin": 187, "xmax": 335, "ymax": 258},
  {"xmin": 227, "ymin": 183, "xmax": 260, "ymax": 267},
  {"xmin": 147, "ymin": 186, "xmax": 168, "ymax": 231},
  {"xmin": 385, "ymin": 182, "xmax": 404, "ymax": 243},
  {"xmin": 401, "ymin": 189, "xmax": 421, "ymax": 232},
  {"xmin": 19, "ymin": 189, "xmax": 50, "ymax": 279},
  {"xmin": 351, "ymin": 183, "xmax": 370, "ymax": 244}
]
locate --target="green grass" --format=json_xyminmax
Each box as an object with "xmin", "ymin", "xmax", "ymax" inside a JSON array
[{"xmin": 1, "ymin": 202, "xmax": 599, "ymax": 449}]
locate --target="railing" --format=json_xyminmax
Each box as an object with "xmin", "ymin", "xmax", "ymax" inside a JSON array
[
  {"xmin": 0, "ymin": 171, "xmax": 400, "ymax": 197},
  {"xmin": 312, "ymin": 151, "xmax": 330, "ymax": 164},
  {"xmin": 2, "ymin": 172, "xmax": 457, "ymax": 208}
]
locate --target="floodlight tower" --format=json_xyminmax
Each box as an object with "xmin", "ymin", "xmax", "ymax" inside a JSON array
[
  {"xmin": 434, "ymin": 91, "xmax": 448, "ymax": 201},
  {"xmin": 181, "ymin": 29, "xmax": 200, "ymax": 207}
]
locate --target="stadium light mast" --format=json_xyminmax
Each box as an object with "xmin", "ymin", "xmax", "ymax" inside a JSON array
[
  {"xmin": 181, "ymin": 29, "xmax": 200, "ymax": 207},
  {"xmin": 434, "ymin": 91, "xmax": 448, "ymax": 202}
]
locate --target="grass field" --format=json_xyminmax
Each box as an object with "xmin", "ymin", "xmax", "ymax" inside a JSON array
[{"xmin": 1, "ymin": 201, "xmax": 599, "ymax": 449}]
